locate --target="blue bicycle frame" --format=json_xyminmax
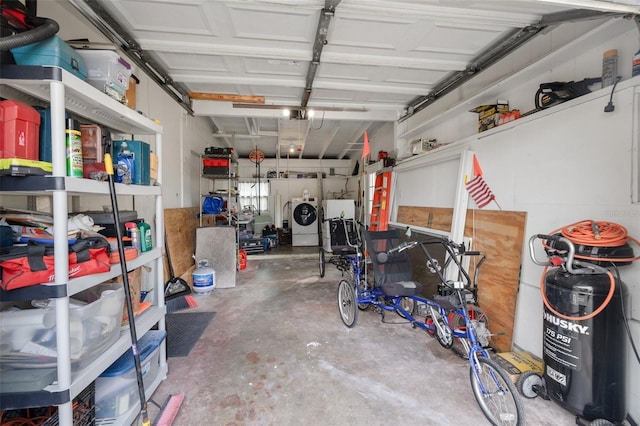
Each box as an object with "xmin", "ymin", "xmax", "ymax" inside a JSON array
[{"xmin": 337, "ymin": 226, "xmax": 524, "ymax": 425}]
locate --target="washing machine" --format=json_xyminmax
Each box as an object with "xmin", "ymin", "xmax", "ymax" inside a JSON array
[{"xmin": 291, "ymin": 197, "xmax": 319, "ymax": 246}]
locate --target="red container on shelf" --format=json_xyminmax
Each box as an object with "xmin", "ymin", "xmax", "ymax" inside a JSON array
[
  {"xmin": 202, "ymin": 158, "xmax": 229, "ymax": 167},
  {"xmin": 0, "ymin": 100, "xmax": 41, "ymax": 160}
]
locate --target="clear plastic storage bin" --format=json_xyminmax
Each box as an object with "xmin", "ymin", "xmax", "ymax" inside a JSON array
[
  {"xmin": 76, "ymin": 50, "xmax": 132, "ymax": 101},
  {"xmin": 0, "ymin": 284, "xmax": 124, "ymax": 372}
]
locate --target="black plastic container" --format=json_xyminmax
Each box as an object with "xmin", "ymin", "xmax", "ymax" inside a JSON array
[{"xmin": 543, "ymin": 269, "xmax": 627, "ymax": 422}]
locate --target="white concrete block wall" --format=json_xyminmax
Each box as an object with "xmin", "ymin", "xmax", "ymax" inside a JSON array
[{"xmin": 395, "ymin": 19, "xmax": 640, "ymax": 421}]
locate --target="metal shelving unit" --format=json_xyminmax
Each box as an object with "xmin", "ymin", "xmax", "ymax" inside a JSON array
[
  {"xmin": 199, "ymin": 152, "xmax": 238, "ymax": 228},
  {"xmin": 0, "ymin": 65, "xmax": 166, "ymax": 425}
]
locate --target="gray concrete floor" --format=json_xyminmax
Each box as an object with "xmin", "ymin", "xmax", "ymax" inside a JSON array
[{"xmin": 148, "ymin": 246, "xmax": 577, "ymax": 426}]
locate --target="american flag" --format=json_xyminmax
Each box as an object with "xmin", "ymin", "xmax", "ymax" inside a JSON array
[{"xmin": 465, "ymin": 173, "xmax": 495, "ymax": 208}]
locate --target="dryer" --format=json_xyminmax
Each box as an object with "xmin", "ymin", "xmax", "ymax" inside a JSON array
[{"xmin": 291, "ymin": 197, "xmax": 318, "ymax": 246}]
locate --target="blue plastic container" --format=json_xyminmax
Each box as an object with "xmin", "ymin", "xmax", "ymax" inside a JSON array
[
  {"xmin": 10, "ymin": 35, "xmax": 87, "ymax": 80},
  {"xmin": 36, "ymin": 107, "xmax": 71, "ymax": 163},
  {"xmin": 96, "ymin": 330, "xmax": 166, "ymax": 419}
]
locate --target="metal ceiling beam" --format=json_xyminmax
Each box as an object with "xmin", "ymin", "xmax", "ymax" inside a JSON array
[
  {"xmin": 300, "ymin": 0, "xmax": 342, "ymax": 109},
  {"xmin": 400, "ymin": 8, "xmax": 625, "ymax": 121}
]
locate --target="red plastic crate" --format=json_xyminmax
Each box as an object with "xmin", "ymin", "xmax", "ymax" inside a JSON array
[{"xmin": 202, "ymin": 158, "xmax": 229, "ymax": 167}]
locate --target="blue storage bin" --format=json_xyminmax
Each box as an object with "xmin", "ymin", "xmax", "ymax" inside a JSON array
[
  {"xmin": 100, "ymin": 330, "xmax": 166, "ymax": 378},
  {"xmin": 95, "ymin": 330, "xmax": 166, "ymax": 420},
  {"xmin": 36, "ymin": 106, "xmax": 71, "ymax": 163},
  {"xmin": 10, "ymin": 36, "xmax": 87, "ymax": 81}
]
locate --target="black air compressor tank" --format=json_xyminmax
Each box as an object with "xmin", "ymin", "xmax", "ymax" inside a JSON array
[{"xmin": 542, "ymin": 269, "xmax": 627, "ymax": 422}]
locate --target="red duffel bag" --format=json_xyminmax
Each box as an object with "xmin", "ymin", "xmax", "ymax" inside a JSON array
[{"xmin": 0, "ymin": 236, "xmax": 111, "ymax": 291}]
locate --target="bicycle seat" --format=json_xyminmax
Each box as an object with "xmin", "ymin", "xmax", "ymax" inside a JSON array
[
  {"xmin": 381, "ymin": 280, "xmax": 424, "ymax": 297},
  {"xmin": 363, "ymin": 229, "xmax": 424, "ymax": 296},
  {"xmin": 328, "ymin": 218, "xmax": 359, "ymax": 255}
]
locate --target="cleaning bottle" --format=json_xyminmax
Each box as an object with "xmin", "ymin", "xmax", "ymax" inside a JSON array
[
  {"xmin": 65, "ymin": 118, "xmax": 83, "ymax": 177},
  {"xmin": 138, "ymin": 220, "xmax": 152, "ymax": 252},
  {"xmin": 116, "ymin": 142, "xmax": 134, "ymax": 184}
]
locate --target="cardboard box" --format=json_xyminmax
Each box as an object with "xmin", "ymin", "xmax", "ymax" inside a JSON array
[
  {"xmin": 470, "ymin": 101, "xmax": 509, "ymax": 133},
  {"xmin": 126, "ymin": 75, "xmax": 138, "ymax": 109},
  {"xmin": 150, "ymin": 151, "xmax": 158, "ymax": 184},
  {"xmin": 109, "ymin": 267, "xmax": 142, "ymax": 326},
  {"xmin": 494, "ymin": 351, "xmax": 544, "ymax": 383}
]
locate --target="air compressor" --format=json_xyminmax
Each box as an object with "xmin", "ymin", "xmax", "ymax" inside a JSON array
[{"xmin": 528, "ymin": 221, "xmax": 637, "ymax": 424}]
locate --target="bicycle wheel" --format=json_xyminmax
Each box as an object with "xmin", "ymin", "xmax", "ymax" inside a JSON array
[
  {"xmin": 319, "ymin": 248, "xmax": 326, "ymax": 277},
  {"xmin": 337, "ymin": 279, "xmax": 358, "ymax": 327},
  {"xmin": 470, "ymin": 356, "xmax": 524, "ymax": 426}
]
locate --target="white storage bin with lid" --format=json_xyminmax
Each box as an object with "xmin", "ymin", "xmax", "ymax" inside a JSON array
[
  {"xmin": 76, "ymin": 49, "xmax": 132, "ymax": 101},
  {"xmin": 95, "ymin": 329, "xmax": 166, "ymax": 421},
  {"xmin": 0, "ymin": 283, "xmax": 124, "ymax": 372}
]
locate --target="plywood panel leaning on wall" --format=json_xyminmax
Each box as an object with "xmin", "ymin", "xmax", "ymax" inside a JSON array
[
  {"xmin": 164, "ymin": 207, "xmax": 200, "ymax": 286},
  {"xmin": 397, "ymin": 206, "xmax": 526, "ymax": 353}
]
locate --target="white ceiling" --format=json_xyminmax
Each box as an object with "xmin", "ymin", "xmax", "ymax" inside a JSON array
[{"xmin": 69, "ymin": 0, "xmax": 640, "ymax": 160}]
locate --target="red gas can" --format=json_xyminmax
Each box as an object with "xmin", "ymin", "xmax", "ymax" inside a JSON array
[
  {"xmin": 0, "ymin": 100, "xmax": 41, "ymax": 160},
  {"xmin": 238, "ymin": 249, "xmax": 247, "ymax": 270}
]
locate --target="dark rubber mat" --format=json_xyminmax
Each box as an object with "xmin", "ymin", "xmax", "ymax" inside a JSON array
[{"xmin": 166, "ymin": 312, "xmax": 215, "ymax": 357}]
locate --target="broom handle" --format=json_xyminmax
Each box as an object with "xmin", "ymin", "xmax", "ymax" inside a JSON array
[
  {"xmin": 105, "ymin": 154, "xmax": 150, "ymax": 426},
  {"xmin": 164, "ymin": 232, "xmax": 177, "ymax": 279}
]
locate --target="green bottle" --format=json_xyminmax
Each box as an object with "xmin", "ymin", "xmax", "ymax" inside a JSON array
[{"xmin": 138, "ymin": 220, "xmax": 152, "ymax": 252}]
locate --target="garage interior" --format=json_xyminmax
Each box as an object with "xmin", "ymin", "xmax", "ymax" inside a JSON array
[{"xmin": 1, "ymin": 0, "xmax": 640, "ymax": 425}]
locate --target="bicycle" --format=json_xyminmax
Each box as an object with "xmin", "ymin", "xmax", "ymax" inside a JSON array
[
  {"xmin": 319, "ymin": 217, "xmax": 360, "ymax": 278},
  {"xmin": 336, "ymin": 226, "xmax": 524, "ymax": 426}
]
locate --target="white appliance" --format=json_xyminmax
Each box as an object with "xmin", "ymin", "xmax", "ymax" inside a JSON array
[
  {"xmin": 291, "ymin": 197, "xmax": 319, "ymax": 246},
  {"xmin": 321, "ymin": 199, "xmax": 355, "ymax": 252}
]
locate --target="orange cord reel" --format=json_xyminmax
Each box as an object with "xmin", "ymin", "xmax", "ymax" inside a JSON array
[{"xmin": 530, "ymin": 220, "xmax": 639, "ymax": 321}]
